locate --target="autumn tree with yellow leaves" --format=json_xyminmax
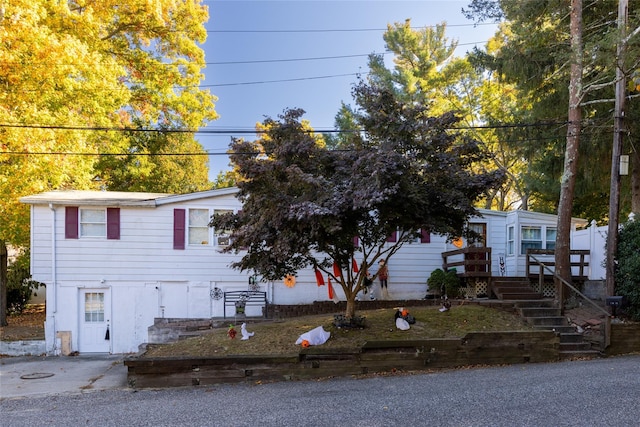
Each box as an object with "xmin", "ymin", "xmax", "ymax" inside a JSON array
[{"xmin": 0, "ymin": 0, "xmax": 217, "ymax": 324}]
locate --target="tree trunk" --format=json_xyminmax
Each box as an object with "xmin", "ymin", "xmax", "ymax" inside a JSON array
[
  {"xmin": 556, "ymin": 0, "xmax": 583, "ymax": 309},
  {"xmin": 345, "ymin": 295, "xmax": 356, "ymax": 319},
  {"xmin": 0, "ymin": 240, "xmax": 8, "ymax": 327},
  {"xmin": 632, "ymin": 146, "xmax": 640, "ymax": 214}
]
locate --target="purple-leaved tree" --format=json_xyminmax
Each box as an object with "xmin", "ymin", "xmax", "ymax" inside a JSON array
[{"xmin": 212, "ymin": 81, "xmax": 505, "ymax": 319}]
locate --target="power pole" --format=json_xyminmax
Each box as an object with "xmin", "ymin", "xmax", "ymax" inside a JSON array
[{"xmin": 606, "ymin": 0, "xmax": 628, "ymax": 299}]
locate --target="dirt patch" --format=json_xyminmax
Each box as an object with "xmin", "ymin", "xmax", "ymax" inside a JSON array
[{"xmin": 0, "ymin": 304, "xmax": 45, "ymax": 341}]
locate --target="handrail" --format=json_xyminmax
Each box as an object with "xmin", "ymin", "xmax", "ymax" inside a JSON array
[
  {"xmin": 526, "ymin": 249, "xmax": 590, "ymax": 279},
  {"xmin": 442, "ymin": 247, "xmax": 492, "ymax": 277},
  {"xmin": 528, "ymin": 254, "xmax": 610, "ymax": 348}
]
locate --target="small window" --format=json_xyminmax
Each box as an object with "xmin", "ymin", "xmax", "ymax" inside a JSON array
[
  {"xmin": 546, "ymin": 227, "xmax": 557, "ymax": 250},
  {"xmin": 188, "ymin": 209, "xmax": 210, "ymax": 245},
  {"xmin": 507, "ymin": 226, "xmax": 515, "ymax": 255},
  {"xmin": 214, "ymin": 209, "xmax": 233, "ymax": 246},
  {"xmin": 521, "ymin": 226, "xmax": 542, "ymax": 254},
  {"xmin": 84, "ymin": 292, "xmax": 104, "ymax": 323},
  {"xmin": 468, "ymin": 223, "xmax": 486, "ymax": 247},
  {"xmin": 80, "ymin": 209, "xmax": 106, "ymax": 237}
]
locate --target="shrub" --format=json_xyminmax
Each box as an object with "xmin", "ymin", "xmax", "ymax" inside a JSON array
[
  {"xmin": 7, "ymin": 249, "xmax": 44, "ymax": 314},
  {"xmin": 615, "ymin": 217, "xmax": 640, "ymax": 321},
  {"xmin": 427, "ymin": 268, "xmax": 461, "ymax": 298}
]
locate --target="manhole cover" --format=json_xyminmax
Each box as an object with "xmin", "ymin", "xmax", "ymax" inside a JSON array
[{"xmin": 20, "ymin": 373, "xmax": 55, "ymax": 380}]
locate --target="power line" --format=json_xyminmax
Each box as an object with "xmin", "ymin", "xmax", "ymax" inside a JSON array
[
  {"xmin": 203, "ymin": 72, "xmax": 365, "ymax": 87},
  {"xmin": 0, "ymin": 39, "xmax": 487, "ymax": 69},
  {"xmin": 205, "ymin": 41, "xmax": 488, "ymax": 65},
  {"xmin": 206, "ymin": 23, "xmax": 498, "ymax": 33},
  {"xmin": 0, "ymin": 121, "xmax": 569, "ymax": 135}
]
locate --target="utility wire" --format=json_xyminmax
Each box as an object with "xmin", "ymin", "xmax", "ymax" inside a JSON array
[
  {"xmin": 1, "ymin": 38, "xmax": 487, "ymax": 68},
  {"xmin": 203, "ymin": 72, "xmax": 365, "ymax": 87},
  {"xmin": 206, "ymin": 23, "xmax": 498, "ymax": 33},
  {"xmin": 0, "ymin": 121, "xmax": 569, "ymax": 135}
]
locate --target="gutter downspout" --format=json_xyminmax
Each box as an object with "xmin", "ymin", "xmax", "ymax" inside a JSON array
[{"xmin": 49, "ymin": 203, "xmax": 58, "ymax": 355}]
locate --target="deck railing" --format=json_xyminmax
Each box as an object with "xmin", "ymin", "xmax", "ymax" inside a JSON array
[
  {"xmin": 441, "ymin": 247, "xmax": 492, "ymax": 277},
  {"xmin": 525, "ymin": 249, "xmax": 590, "ymax": 280}
]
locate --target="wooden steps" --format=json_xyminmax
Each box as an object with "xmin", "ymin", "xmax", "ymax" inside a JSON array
[
  {"xmin": 492, "ymin": 278, "xmax": 602, "ymax": 360},
  {"xmin": 512, "ymin": 299, "xmax": 601, "ymax": 360},
  {"xmin": 492, "ymin": 277, "xmax": 544, "ymax": 300}
]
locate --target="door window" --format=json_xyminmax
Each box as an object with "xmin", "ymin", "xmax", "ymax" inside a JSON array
[{"xmin": 84, "ymin": 292, "xmax": 105, "ymax": 322}]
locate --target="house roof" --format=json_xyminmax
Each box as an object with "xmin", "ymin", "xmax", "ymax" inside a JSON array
[
  {"xmin": 508, "ymin": 209, "xmax": 588, "ymax": 226},
  {"xmin": 19, "ymin": 187, "xmax": 240, "ymax": 208}
]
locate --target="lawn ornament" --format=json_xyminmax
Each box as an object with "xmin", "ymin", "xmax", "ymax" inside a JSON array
[{"xmin": 241, "ymin": 323, "xmax": 254, "ymax": 340}]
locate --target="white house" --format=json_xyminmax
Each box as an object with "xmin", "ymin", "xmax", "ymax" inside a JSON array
[{"xmin": 20, "ymin": 188, "xmax": 607, "ymax": 354}]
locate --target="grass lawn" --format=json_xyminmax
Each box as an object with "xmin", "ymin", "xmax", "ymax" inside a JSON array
[{"xmin": 143, "ymin": 304, "xmax": 534, "ymax": 358}]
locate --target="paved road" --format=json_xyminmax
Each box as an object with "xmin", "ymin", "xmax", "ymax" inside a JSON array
[{"xmin": 1, "ymin": 354, "xmax": 639, "ymax": 426}]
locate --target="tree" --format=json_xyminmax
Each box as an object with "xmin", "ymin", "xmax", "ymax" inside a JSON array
[
  {"xmin": 615, "ymin": 215, "xmax": 640, "ymax": 320},
  {"xmin": 97, "ymin": 123, "xmax": 212, "ymax": 193},
  {"xmin": 212, "ymin": 82, "xmax": 504, "ymax": 319},
  {"xmin": 556, "ymin": 0, "xmax": 584, "ymax": 304},
  {"xmin": 0, "ymin": 0, "xmax": 216, "ymax": 325},
  {"xmin": 365, "ymin": 20, "xmax": 526, "ymax": 210},
  {"xmin": 464, "ymin": 0, "xmax": 640, "ymax": 222}
]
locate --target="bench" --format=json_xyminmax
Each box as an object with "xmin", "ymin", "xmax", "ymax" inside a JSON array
[{"xmin": 223, "ymin": 291, "xmax": 268, "ymax": 319}]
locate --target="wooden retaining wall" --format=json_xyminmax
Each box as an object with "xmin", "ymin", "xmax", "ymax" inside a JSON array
[
  {"xmin": 607, "ymin": 323, "xmax": 640, "ymax": 356},
  {"xmin": 125, "ymin": 331, "xmax": 559, "ymax": 388}
]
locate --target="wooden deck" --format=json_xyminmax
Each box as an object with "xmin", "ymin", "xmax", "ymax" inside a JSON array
[
  {"xmin": 441, "ymin": 247, "xmax": 491, "ymax": 277},
  {"xmin": 525, "ymin": 249, "xmax": 590, "ymax": 281},
  {"xmin": 441, "ymin": 247, "xmax": 590, "ymax": 282}
]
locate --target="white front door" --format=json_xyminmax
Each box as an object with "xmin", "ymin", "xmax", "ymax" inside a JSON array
[{"xmin": 79, "ymin": 289, "xmax": 111, "ymax": 353}]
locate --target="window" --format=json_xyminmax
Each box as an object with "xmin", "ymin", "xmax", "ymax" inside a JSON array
[
  {"xmin": 468, "ymin": 223, "xmax": 486, "ymax": 247},
  {"xmin": 521, "ymin": 226, "xmax": 543, "ymax": 254},
  {"xmin": 188, "ymin": 209, "xmax": 210, "ymax": 245},
  {"xmin": 66, "ymin": 207, "xmax": 119, "ymax": 239},
  {"xmin": 507, "ymin": 226, "xmax": 515, "ymax": 255},
  {"xmin": 84, "ymin": 292, "xmax": 104, "ymax": 322},
  {"xmin": 80, "ymin": 209, "xmax": 106, "ymax": 237},
  {"xmin": 185, "ymin": 208, "xmax": 235, "ymax": 247},
  {"xmin": 214, "ymin": 209, "xmax": 233, "ymax": 246},
  {"xmin": 546, "ymin": 227, "xmax": 557, "ymax": 250}
]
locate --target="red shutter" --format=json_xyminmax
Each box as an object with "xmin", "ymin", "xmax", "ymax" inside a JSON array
[
  {"xmin": 386, "ymin": 231, "xmax": 397, "ymax": 242},
  {"xmin": 65, "ymin": 207, "xmax": 79, "ymax": 239},
  {"xmin": 173, "ymin": 209, "xmax": 186, "ymax": 250},
  {"xmin": 420, "ymin": 228, "xmax": 431, "ymax": 243},
  {"xmin": 353, "ymin": 236, "xmax": 359, "ymax": 248},
  {"xmin": 107, "ymin": 208, "xmax": 120, "ymax": 240}
]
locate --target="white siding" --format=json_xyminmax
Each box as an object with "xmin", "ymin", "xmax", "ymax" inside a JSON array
[{"xmin": 25, "ymin": 190, "xmax": 604, "ymax": 354}]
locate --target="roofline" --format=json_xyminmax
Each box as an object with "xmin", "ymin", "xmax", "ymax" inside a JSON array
[
  {"xmin": 154, "ymin": 187, "xmax": 239, "ymax": 205},
  {"xmin": 19, "ymin": 187, "xmax": 240, "ymax": 208},
  {"xmin": 510, "ymin": 209, "xmax": 588, "ymax": 225}
]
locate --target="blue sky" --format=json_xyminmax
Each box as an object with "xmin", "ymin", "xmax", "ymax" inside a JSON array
[{"xmin": 199, "ymin": 1, "xmax": 499, "ymax": 177}]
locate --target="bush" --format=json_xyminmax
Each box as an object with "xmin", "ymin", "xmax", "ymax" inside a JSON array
[
  {"xmin": 427, "ymin": 268, "xmax": 461, "ymax": 298},
  {"xmin": 7, "ymin": 249, "xmax": 44, "ymax": 314},
  {"xmin": 615, "ymin": 217, "xmax": 640, "ymax": 321}
]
